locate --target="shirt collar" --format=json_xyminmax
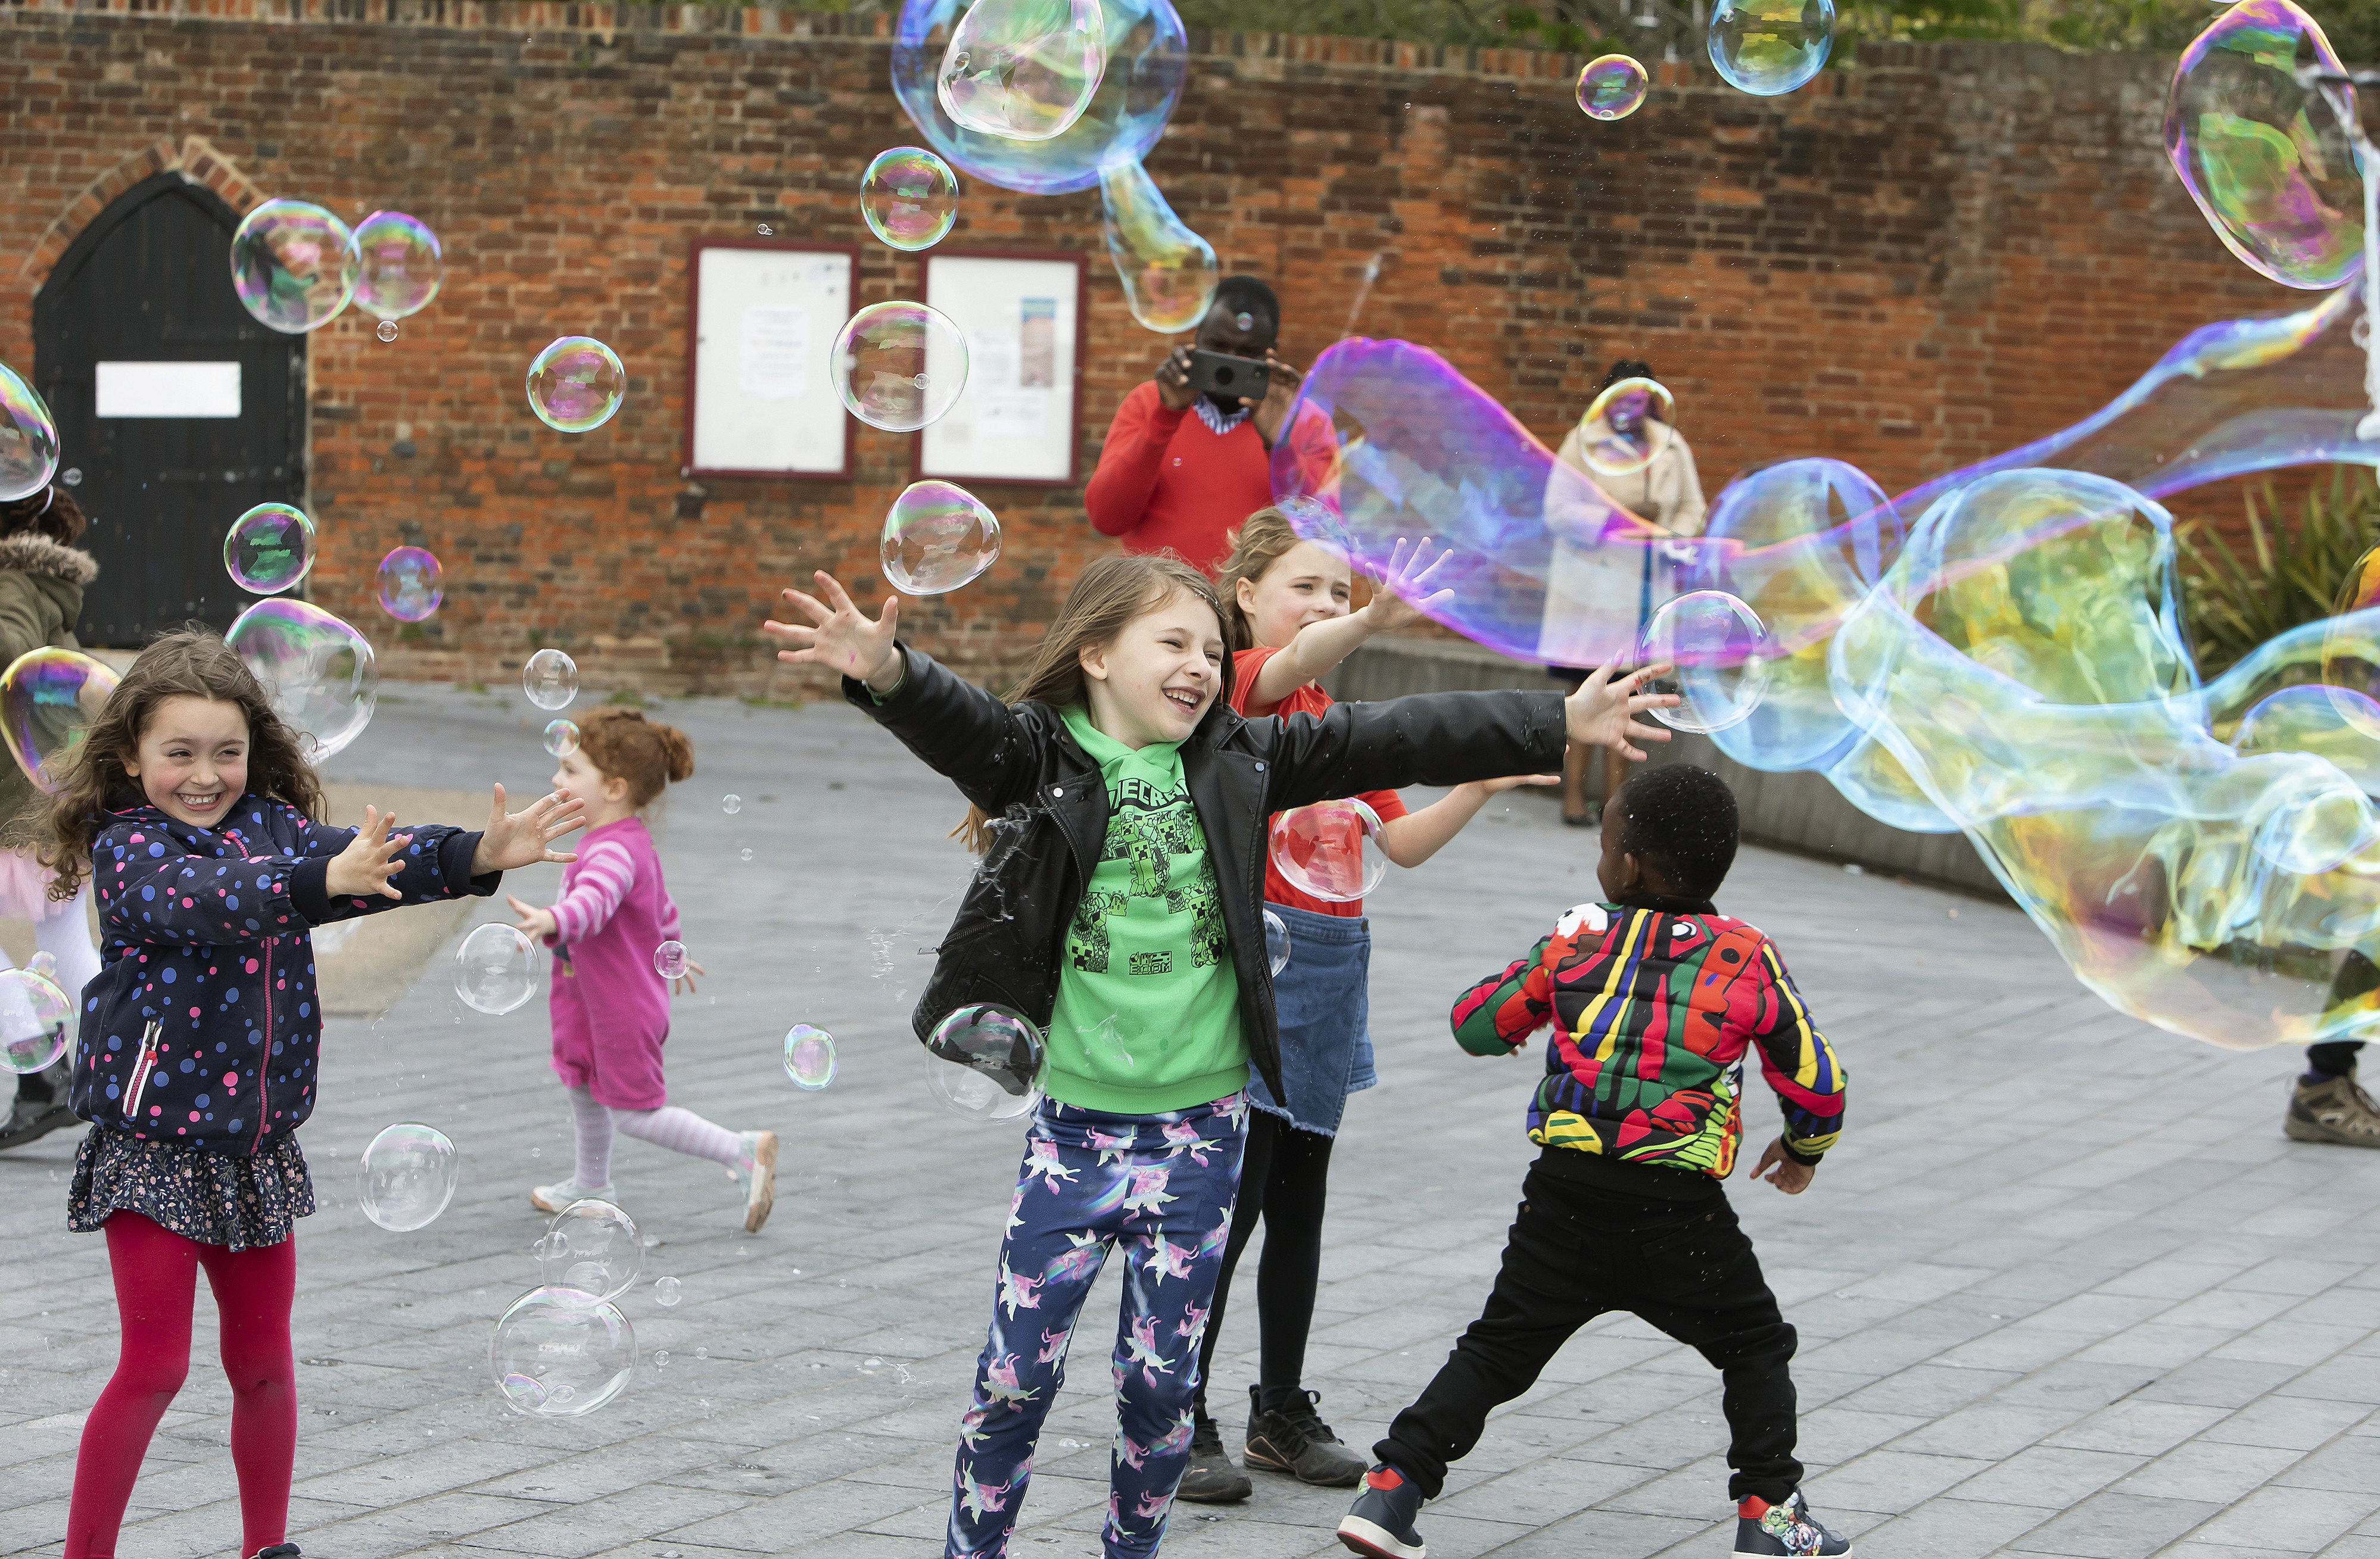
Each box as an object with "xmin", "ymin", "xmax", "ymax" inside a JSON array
[{"xmin": 1191, "ymin": 398, "xmax": 1251, "ymax": 436}]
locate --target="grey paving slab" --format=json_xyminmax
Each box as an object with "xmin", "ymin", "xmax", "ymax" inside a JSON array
[{"xmin": 3, "ymin": 683, "xmax": 2379, "ymax": 1559}]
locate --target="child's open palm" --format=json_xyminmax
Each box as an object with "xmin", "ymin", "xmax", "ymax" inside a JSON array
[
  {"xmin": 469, "ymin": 785, "xmax": 587, "ymax": 875},
  {"xmin": 1563, "ymin": 664, "xmax": 1678, "ymax": 762},
  {"xmin": 327, "ymin": 806, "xmax": 415, "ymax": 900},
  {"xmin": 762, "ymin": 571, "xmax": 904, "ymax": 690},
  {"xmin": 1359, "ymin": 536, "xmax": 1456, "ymax": 634}
]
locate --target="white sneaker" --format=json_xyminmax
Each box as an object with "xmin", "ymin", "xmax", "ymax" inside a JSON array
[
  {"xmin": 737, "ymin": 1131, "xmax": 777, "ymax": 1233},
  {"xmin": 530, "ymin": 1178, "xmax": 615, "ymax": 1214}
]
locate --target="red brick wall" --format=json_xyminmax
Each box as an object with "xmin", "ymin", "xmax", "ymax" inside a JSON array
[{"xmin": 0, "ymin": 1, "xmax": 2292, "ymax": 697}]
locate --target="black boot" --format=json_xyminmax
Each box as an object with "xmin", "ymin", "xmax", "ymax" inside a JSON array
[
  {"xmin": 1173, "ymin": 1396, "xmax": 1250, "ymax": 1504},
  {"xmin": 0, "ymin": 1056, "xmax": 77, "ymax": 1152},
  {"xmin": 1243, "ymin": 1383, "xmax": 1366, "ymax": 1487}
]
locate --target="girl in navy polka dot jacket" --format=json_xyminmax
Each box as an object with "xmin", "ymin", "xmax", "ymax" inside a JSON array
[{"xmin": 29, "ymin": 628, "xmax": 587, "ymax": 1559}]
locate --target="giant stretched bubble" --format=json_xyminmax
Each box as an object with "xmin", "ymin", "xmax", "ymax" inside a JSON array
[
  {"xmin": 892, "ymin": 0, "xmax": 1187, "ymax": 197},
  {"xmin": 1099, "ymin": 158, "xmax": 1217, "ymax": 334},
  {"xmin": 226, "ymin": 600, "xmax": 378, "ymax": 762},
  {"xmin": 2164, "ymin": 0, "xmax": 2361, "ymax": 291}
]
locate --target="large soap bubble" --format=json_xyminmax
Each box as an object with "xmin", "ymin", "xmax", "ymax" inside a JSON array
[
  {"xmin": 1638, "ymin": 591, "xmax": 1770, "ymax": 735},
  {"xmin": 1, "ymin": 647, "xmax": 119, "ymax": 794},
  {"xmin": 1577, "ymin": 54, "xmax": 1650, "ymax": 121},
  {"xmin": 489, "ymin": 1286, "xmax": 634, "ymax": 1417},
  {"xmin": 357, "ymin": 1123, "xmax": 460, "ymax": 1232},
  {"xmin": 226, "ymin": 600, "xmax": 378, "ymax": 762},
  {"xmin": 892, "ymin": 0, "xmax": 1187, "ymax": 197},
  {"xmin": 0, "ymin": 968, "xmax": 72, "ymax": 1075},
  {"xmin": 223, "ymin": 503, "xmax": 317, "ymax": 595},
  {"xmin": 376, "ymin": 546, "xmax": 443, "ymax": 622},
  {"xmin": 455, "ymin": 923, "xmax": 538, "ymax": 1015},
  {"xmin": 523, "ymin": 648, "xmax": 578, "ymax": 711},
  {"xmin": 0, "ymin": 363, "xmax": 60, "ymax": 503},
  {"xmin": 1269, "ymin": 799, "xmax": 1389, "ymax": 904},
  {"xmin": 882, "ymin": 481, "xmax": 1002, "ymax": 594},
  {"xmin": 1707, "ymin": 0, "xmax": 1834, "ymax": 96},
  {"xmin": 937, "ymin": 0, "xmax": 1106, "ymax": 142},
  {"xmin": 861, "ymin": 146, "xmax": 961, "ymax": 251},
  {"xmin": 229, "ymin": 199, "xmax": 359, "ymax": 334},
  {"xmin": 1099, "ymin": 158, "xmax": 1219, "ymax": 335},
  {"xmin": 353, "ymin": 211, "xmax": 446, "ymax": 322},
  {"xmin": 2164, "ymin": 0, "xmax": 2360, "ymax": 290},
  {"xmin": 833, "ymin": 301, "xmax": 969, "ymax": 432},
  {"xmin": 540, "ymin": 1198, "xmax": 641, "ymax": 1300},
  {"xmin": 1578, "ymin": 376, "xmax": 1677, "ymax": 478},
  {"xmin": 925, "ymin": 1003, "xmax": 1047, "ymax": 1121},
  {"xmin": 526, "ymin": 338, "xmax": 627, "ymax": 434}
]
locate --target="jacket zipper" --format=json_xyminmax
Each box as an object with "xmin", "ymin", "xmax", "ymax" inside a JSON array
[
  {"xmin": 253, "ymin": 938, "xmax": 273, "ymax": 1153},
  {"xmin": 122, "ymin": 1019, "xmax": 163, "ymax": 1120}
]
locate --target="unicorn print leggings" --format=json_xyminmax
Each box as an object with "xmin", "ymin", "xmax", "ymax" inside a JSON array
[{"xmin": 947, "ymin": 1091, "xmax": 1247, "ymax": 1559}]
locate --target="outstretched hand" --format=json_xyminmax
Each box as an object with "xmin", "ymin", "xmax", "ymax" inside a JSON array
[
  {"xmin": 1562, "ymin": 664, "xmax": 1678, "ymax": 762},
  {"xmin": 1749, "ymin": 1137, "xmax": 1815, "ymax": 1195},
  {"xmin": 469, "ymin": 785, "xmax": 587, "ymax": 876},
  {"xmin": 506, "ymin": 894, "xmax": 558, "ymax": 941},
  {"xmin": 1359, "ymin": 537, "xmax": 1457, "ymax": 635},
  {"xmin": 326, "ymin": 806, "xmax": 415, "ymax": 901},
  {"xmin": 762, "ymin": 570, "xmax": 905, "ymax": 693}
]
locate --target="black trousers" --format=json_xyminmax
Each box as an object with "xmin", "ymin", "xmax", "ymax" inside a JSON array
[
  {"xmin": 1195, "ymin": 1109, "xmax": 1335, "ymax": 1414},
  {"xmin": 1377, "ymin": 1155, "xmax": 1802, "ymax": 1504}
]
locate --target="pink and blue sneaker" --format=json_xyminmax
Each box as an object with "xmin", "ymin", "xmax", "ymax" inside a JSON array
[
  {"xmin": 1338, "ymin": 1463, "xmax": 1426, "ymax": 1558},
  {"xmin": 1735, "ymin": 1491, "xmax": 1853, "ymax": 1557}
]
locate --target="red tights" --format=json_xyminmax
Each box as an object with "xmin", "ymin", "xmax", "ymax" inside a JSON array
[{"xmin": 66, "ymin": 1212, "xmax": 296, "ymax": 1559}]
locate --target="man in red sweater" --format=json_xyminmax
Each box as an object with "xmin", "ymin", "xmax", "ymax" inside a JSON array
[{"xmin": 1085, "ymin": 275, "xmax": 1339, "ymax": 573}]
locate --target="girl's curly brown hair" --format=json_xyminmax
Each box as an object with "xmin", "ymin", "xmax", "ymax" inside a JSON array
[
  {"xmin": 32, "ymin": 626, "xmax": 325, "ymax": 900},
  {"xmin": 574, "ymin": 707, "xmax": 694, "ymax": 807}
]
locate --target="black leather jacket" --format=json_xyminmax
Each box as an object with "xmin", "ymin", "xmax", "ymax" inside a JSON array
[{"xmin": 845, "ymin": 644, "xmax": 1569, "ymax": 1103}]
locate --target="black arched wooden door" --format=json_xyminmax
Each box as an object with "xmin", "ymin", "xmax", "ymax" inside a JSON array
[{"xmin": 33, "ymin": 173, "xmax": 306, "ymax": 645}]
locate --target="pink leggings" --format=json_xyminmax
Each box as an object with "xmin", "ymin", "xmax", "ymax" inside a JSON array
[{"xmin": 66, "ymin": 1212, "xmax": 296, "ymax": 1559}]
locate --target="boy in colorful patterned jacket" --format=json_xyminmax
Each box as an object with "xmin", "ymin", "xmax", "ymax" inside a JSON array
[{"xmin": 1338, "ymin": 765, "xmax": 1852, "ymax": 1559}]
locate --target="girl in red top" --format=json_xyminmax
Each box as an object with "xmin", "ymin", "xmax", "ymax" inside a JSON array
[{"xmin": 1180, "ymin": 508, "xmax": 1555, "ymax": 1500}]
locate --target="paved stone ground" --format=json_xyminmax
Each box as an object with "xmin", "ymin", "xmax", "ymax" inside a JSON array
[{"xmin": 4, "ymin": 682, "xmax": 2379, "ymax": 1559}]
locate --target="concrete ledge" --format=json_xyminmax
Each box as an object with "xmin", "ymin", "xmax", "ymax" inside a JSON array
[{"xmin": 1322, "ymin": 634, "xmax": 2011, "ymax": 899}]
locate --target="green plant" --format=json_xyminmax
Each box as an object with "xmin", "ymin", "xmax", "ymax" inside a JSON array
[
  {"xmin": 2178, "ymin": 467, "xmax": 2380, "ymax": 676},
  {"xmin": 605, "ymin": 687, "xmax": 652, "ymax": 708}
]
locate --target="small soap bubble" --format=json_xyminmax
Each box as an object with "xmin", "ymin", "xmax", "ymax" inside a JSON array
[
  {"xmin": 353, "ymin": 210, "xmax": 445, "ymax": 322},
  {"xmin": 357, "ymin": 1123, "xmax": 459, "ymax": 1232},
  {"xmin": 784, "ymin": 1024, "xmax": 838, "ymax": 1090},
  {"xmin": 454, "ymin": 923, "xmax": 538, "ymax": 1015},
  {"xmin": 861, "ymin": 146, "xmax": 961, "ymax": 251},
  {"xmin": 1577, "ymin": 54, "xmax": 1650, "ymax": 120},
  {"xmin": 543, "ymin": 719, "xmax": 581, "ymax": 757},
  {"xmin": 375, "ymin": 545, "xmax": 443, "ymax": 622},
  {"xmin": 881, "ymin": 481, "xmax": 1002, "ymax": 594},
  {"xmin": 522, "ymin": 648, "xmax": 578, "ymax": 710},
  {"xmin": 655, "ymin": 1348, "xmax": 671, "ymax": 1367},
  {"xmin": 1233, "ymin": 311, "xmax": 1254, "ymax": 332},
  {"xmin": 226, "ymin": 600, "xmax": 378, "ymax": 762},
  {"xmin": 924, "ymin": 1004, "xmax": 1047, "ymax": 1122},
  {"xmin": 1707, "ymin": 0, "xmax": 1834, "ymax": 96},
  {"xmin": 229, "ymin": 198, "xmax": 360, "ymax": 334},
  {"xmin": 1099, "ymin": 158, "xmax": 1217, "ymax": 334},
  {"xmin": 0, "ymin": 648, "xmax": 119, "ymax": 795},
  {"xmin": 375, "ymin": 320, "xmax": 400, "ymax": 342},
  {"xmin": 1263, "ymin": 908, "xmax": 1291, "ymax": 977},
  {"xmin": 831, "ymin": 301, "xmax": 968, "ymax": 432},
  {"xmin": 525, "ymin": 337, "xmax": 626, "ymax": 434},
  {"xmin": 489, "ymin": 1287, "xmax": 633, "ymax": 1417},
  {"xmin": 1269, "ymin": 799, "xmax": 1388, "ymax": 904},
  {"xmin": 653, "ymin": 940, "xmax": 690, "ymax": 980},
  {"xmin": 757, "ymin": 223, "xmax": 774, "ymax": 236},
  {"xmin": 654, "ymin": 1277, "xmax": 682, "ymax": 1308},
  {"xmin": 223, "ymin": 503, "xmax": 317, "ymax": 594},
  {"xmin": 61, "ymin": 468, "xmax": 82, "ymax": 487},
  {"xmin": 1638, "ymin": 590, "xmax": 1770, "ymax": 735},
  {"xmin": 696, "ymin": 1346, "xmax": 709, "ymax": 1360},
  {"xmin": 0, "ymin": 967, "xmax": 72, "ymax": 1075},
  {"xmin": 721, "ymin": 794, "xmax": 742, "ymax": 815},
  {"xmin": 739, "ymin": 847, "xmax": 755, "ymax": 862},
  {"xmin": 1579, "ymin": 376, "xmax": 1677, "ymax": 478},
  {"xmin": 541, "ymin": 1199, "xmax": 641, "ymax": 1300},
  {"xmin": 936, "ymin": 0, "xmax": 1106, "ymax": 141}
]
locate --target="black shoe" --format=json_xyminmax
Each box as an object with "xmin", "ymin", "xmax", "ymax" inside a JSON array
[
  {"xmin": 1244, "ymin": 1383, "xmax": 1367, "ymax": 1488},
  {"xmin": 1173, "ymin": 1406, "xmax": 1251, "ymax": 1504},
  {"xmin": 1734, "ymin": 1491, "xmax": 1852, "ymax": 1557},
  {"xmin": 0, "ymin": 1059, "xmax": 77, "ymax": 1152},
  {"xmin": 248, "ymin": 1545, "xmax": 303, "ymax": 1559},
  {"xmin": 1338, "ymin": 1463, "xmax": 1426, "ymax": 1557},
  {"xmin": 1562, "ymin": 806, "xmax": 1601, "ymax": 828}
]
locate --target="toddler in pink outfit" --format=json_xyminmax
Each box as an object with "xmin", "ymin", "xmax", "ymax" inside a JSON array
[{"xmin": 508, "ymin": 708, "xmax": 779, "ymax": 1232}]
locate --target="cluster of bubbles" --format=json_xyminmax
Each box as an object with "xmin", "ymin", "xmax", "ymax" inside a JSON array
[
  {"xmin": 357, "ymin": 1122, "xmax": 460, "ymax": 1232},
  {"xmin": 0, "ymin": 964, "xmax": 74, "ymax": 1076},
  {"xmin": 1267, "ymin": 799, "xmax": 1390, "ymax": 905},
  {"xmin": 376, "ymin": 547, "xmax": 444, "ymax": 622},
  {"xmin": 881, "ymin": 481, "xmax": 1003, "ymax": 594},
  {"xmin": 1, "ymin": 647, "xmax": 120, "ymax": 794},
  {"xmin": 527, "ymin": 338, "xmax": 627, "ymax": 434},
  {"xmin": 454, "ymin": 922, "xmax": 539, "ymax": 1015},
  {"xmin": 523, "ymin": 648, "xmax": 580, "ymax": 711},
  {"xmin": 225, "ymin": 600, "xmax": 379, "ymax": 763},
  {"xmin": 229, "ymin": 200, "xmax": 447, "ymax": 336},
  {"xmin": 223, "ymin": 503, "xmax": 317, "ymax": 595},
  {"xmin": 924, "ymin": 1002, "xmax": 1048, "ymax": 1121},
  {"xmin": 490, "ymin": 1198, "xmax": 640, "ymax": 1418}
]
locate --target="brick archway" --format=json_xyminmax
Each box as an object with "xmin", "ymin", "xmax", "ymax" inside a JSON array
[{"xmin": 14, "ymin": 136, "xmax": 266, "ymax": 289}]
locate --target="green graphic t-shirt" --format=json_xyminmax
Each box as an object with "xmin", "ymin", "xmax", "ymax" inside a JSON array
[{"xmin": 1046, "ymin": 704, "xmax": 1248, "ymax": 1113}]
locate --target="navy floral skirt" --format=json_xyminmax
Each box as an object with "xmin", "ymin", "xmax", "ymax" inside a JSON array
[{"xmin": 68, "ymin": 1128, "xmax": 314, "ymax": 1251}]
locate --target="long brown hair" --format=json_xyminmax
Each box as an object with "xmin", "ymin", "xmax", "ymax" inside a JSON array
[
  {"xmin": 575, "ymin": 707, "xmax": 694, "ymax": 807},
  {"xmin": 33, "ymin": 626, "xmax": 326, "ymax": 899},
  {"xmin": 952, "ymin": 551, "xmax": 1235, "ymax": 853},
  {"xmin": 0, "ymin": 484, "xmax": 89, "ymax": 546},
  {"xmin": 1213, "ymin": 506, "xmax": 1309, "ymax": 652}
]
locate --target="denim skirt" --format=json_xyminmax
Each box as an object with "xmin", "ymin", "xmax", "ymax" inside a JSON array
[{"xmin": 1247, "ymin": 902, "xmax": 1374, "ymax": 1136}]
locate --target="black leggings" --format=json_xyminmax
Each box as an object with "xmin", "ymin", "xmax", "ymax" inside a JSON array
[{"xmin": 1196, "ymin": 1110, "xmax": 1333, "ymax": 1416}]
